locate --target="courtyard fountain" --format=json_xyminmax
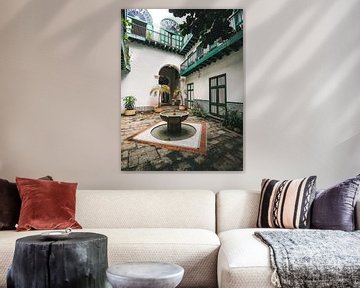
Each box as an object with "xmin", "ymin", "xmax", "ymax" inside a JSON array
[
  {"xmin": 160, "ymin": 110, "xmax": 189, "ymax": 134},
  {"xmin": 151, "ymin": 110, "xmax": 196, "ymax": 141}
]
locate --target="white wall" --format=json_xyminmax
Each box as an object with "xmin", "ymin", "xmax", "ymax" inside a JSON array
[
  {"xmin": 0, "ymin": 0, "xmax": 359, "ymax": 191},
  {"xmin": 121, "ymin": 42, "xmax": 183, "ymax": 107},
  {"xmin": 185, "ymin": 48, "xmax": 244, "ymax": 103}
]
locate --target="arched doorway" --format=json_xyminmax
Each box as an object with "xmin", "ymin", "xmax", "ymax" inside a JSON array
[{"xmin": 158, "ymin": 65, "xmax": 180, "ymax": 106}]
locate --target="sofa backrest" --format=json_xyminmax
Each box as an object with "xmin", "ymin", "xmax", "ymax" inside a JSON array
[
  {"xmin": 216, "ymin": 190, "xmax": 260, "ymax": 233},
  {"xmin": 217, "ymin": 190, "xmax": 360, "ymax": 233},
  {"xmin": 76, "ymin": 190, "xmax": 216, "ymax": 231}
]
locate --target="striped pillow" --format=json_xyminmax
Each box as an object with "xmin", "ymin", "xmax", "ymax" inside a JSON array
[{"xmin": 257, "ymin": 176, "xmax": 317, "ymax": 229}]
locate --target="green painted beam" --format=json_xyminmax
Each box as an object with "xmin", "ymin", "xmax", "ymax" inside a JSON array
[{"xmin": 180, "ymin": 31, "xmax": 243, "ymax": 76}]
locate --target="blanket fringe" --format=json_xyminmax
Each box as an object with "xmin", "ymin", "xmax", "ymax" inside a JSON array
[{"xmin": 271, "ymin": 269, "xmax": 281, "ymax": 287}]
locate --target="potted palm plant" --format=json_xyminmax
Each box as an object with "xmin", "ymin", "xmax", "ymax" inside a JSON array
[
  {"xmin": 150, "ymin": 84, "xmax": 170, "ymax": 113},
  {"xmin": 122, "ymin": 96, "xmax": 137, "ymax": 116}
]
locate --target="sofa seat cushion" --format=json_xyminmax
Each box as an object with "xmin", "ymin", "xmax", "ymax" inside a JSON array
[
  {"xmin": 218, "ymin": 228, "xmax": 280, "ymax": 288},
  {"xmin": 101, "ymin": 228, "xmax": 220, "ymax": 288},
  {"xmin": 0, "ymin": 228, "xmax": 219, "ymax": 288}
]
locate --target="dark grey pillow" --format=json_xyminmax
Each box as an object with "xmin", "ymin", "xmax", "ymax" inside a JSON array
[
  {"xmin": 311, "ymin": 174, "xmax": 360, "ymax": 231},
  {"xmin": 0, "ymin": 179, "xmax": 20, "ymax": 230}
]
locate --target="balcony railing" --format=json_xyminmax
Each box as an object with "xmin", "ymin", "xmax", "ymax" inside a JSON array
[
  {"xmin": 127, "ymin": 22, "xmax": 184, "ymax": 51},
  {"xmin": 125, "ymin": 10, "xmax": 243, "ymax": 57},
  {"xmin": 180, "ymin": 10, "xmax": 244, "ymax": 73},
  {"xmin": 180, "ymin": 43, "xmax": 213, "ymax": 72}
]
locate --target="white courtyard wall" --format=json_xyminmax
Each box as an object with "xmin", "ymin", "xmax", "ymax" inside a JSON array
[
  {"xmin": 121, "ymin": 42, "xmax": 184, "ymax": 108},
  {"xmin": 185, "ymin": 48, "xmax": 244, "ymax": 104}
]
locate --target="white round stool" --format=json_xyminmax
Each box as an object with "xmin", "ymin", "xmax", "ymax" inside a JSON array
[{"xmin": 106, "ymin": 262, "xmax": 184, "ymax": 288}]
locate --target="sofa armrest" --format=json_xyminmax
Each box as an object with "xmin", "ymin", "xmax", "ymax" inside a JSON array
[{"xmin": 356, "ymin": 200, "xmax": 360, "ymax": 230}]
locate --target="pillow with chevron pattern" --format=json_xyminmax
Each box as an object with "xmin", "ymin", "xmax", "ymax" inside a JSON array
[{"xmin": 256, "ymin": 176, "xmax": 317, "ymax": 229}]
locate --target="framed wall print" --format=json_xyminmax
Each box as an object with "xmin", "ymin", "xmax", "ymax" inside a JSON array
[{"xmin": 121, "ymin": 9, "xmax": 244, "ymax": 171}]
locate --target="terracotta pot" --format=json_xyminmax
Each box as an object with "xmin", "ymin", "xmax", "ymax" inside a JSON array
[
  {"xmin": 154, "ymin": 107, "xmax": 163, "ymax": 113},
  {"xmin": 124, "ymin": 109, "xmax": 136, "ymax": 116}
]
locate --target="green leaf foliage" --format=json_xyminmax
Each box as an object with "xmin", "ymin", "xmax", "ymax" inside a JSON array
[
  {"xmin": 223, "ymin": 110, "xmax": 243, "ymax": 132},
  {"xmin": 122, "ymin": 96, "xmax": 137, "ymax": 110},
  {"xmin": 169, "ymin": 9, "xmax": 234, "ymax": 48},
  {"xmin": 191, "ymin": 101, "xmax": 208, "ymax": 118}
]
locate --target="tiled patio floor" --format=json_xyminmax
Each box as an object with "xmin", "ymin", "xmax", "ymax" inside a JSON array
[{"xmin": 121, "ymin": 111, "xmax": 243, "ymax": 171}]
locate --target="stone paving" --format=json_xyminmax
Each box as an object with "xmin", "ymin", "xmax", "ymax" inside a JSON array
[{"xmin": 121, "ymin": 111, "xmax": 243, "ymax": 171}]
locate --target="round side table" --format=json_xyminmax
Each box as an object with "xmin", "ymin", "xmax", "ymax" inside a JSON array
[
  {"xmin": 106, "ymin": 262, "xmax": 184, "ymax": 288},
  {"xmin": 7, "ymin": 232, "xmax": 108, "ymax": 288}
]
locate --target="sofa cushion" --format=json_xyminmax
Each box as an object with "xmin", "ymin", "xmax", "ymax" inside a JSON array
[
  {"xmin": 218, "ymin": 228, "xmax": 276, "ymax": 288},
  {"xmin": 216, "ymin": 190, "xmax": 260, "ymax": 233},
  {"xmin": 257, "ymin": 176, "xmax": 316, "ymax": 229},
  {"xmin": 311, "ymin": 174, "xmax": 360, "ymax": 231},
  {"xmin": 0, "ymin": 228, "xmax": 220, "ymax": 288},
  {"xmin": 103, "ymin": 228, "xmax": 219, "ymax": 288},
  {"xmin": 16, "ymin": 177, "xmax": 82, "ymax": 231},
  {"xmin": 76, "ymin": 190, "xmax": 216, "ymax": 231}
]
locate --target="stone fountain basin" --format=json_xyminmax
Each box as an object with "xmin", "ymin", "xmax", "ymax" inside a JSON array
[
  {"xmin": 160, "ymin": 111, "xmax": 189, "ymax": 134},
  {"xmin": 160, "ymin": 111, "xmax": 189, "ymax": 122}
]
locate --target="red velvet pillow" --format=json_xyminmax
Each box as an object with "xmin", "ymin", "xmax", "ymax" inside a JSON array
[
  {"xmin": 16, "ymin": 177, "xmax": 82, "ymax": 231},
  {"xmin": 0, "ymin": 176, "xmax": 53, "ymax": 230}
]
